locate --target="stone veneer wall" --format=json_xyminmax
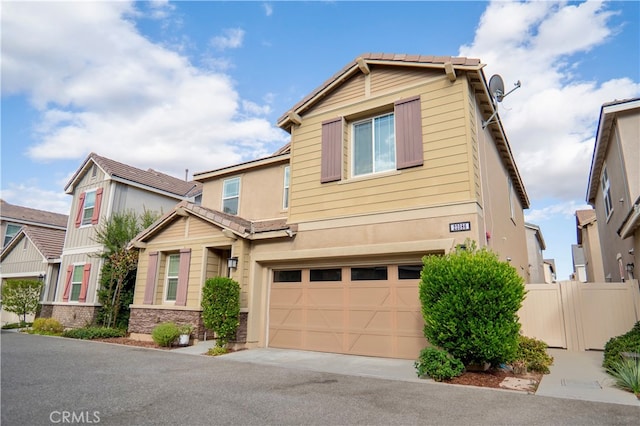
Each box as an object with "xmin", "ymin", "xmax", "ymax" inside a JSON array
[
  {"xmin": 51, "ymin": 305, "xmax": 99, "ymax": 328},
  {"xmin": 129, "ymin": 308, "xmax": 247, "ymax": 343},
  {"xmin": 38, "ymin": 304, "xmax": 54, "ymax": 319}
]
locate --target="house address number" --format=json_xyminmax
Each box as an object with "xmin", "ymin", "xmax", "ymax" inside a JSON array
[{"xmin": 449, "ymin": 221, "xmax": 471, "ymax": 232}]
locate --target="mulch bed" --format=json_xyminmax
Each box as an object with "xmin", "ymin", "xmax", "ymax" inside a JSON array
[{"xmin": 92, "ymin": 337, "xmax": 174, "ymax": 350}]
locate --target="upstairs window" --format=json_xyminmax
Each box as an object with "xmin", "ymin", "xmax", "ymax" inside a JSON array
[
  {"xmin": 81, "ymin": 190, "xmax": 97, "ymax": 226},
  {"xmin": 283, "ymin": 166, "xmax": 290, "ymax": 209},
  {"xmin": 3, "ymin": 223, "xmax": 21, "ymax": 246},
  {"xmin": 75, "ymin": 188, "xmax": 103, "ymax": 228},
  {"xmin": 602, "ymin": 166, "xmax": 613, "ymax": 218},
  {"xmin": 222, "ymin": 177, "xmax": 240, "ymax": 215},
  {"xmin": 353, "ymin": 113, "xmax": 395, "ymax": 177}
]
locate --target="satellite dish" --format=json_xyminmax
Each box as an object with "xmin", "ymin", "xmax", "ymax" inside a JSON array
[{"xmin": 488, "ymin": 74, "xmax": 505, "ymax": 103}]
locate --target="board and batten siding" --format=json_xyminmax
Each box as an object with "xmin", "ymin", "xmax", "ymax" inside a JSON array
[
  {"xmin": 132, "ymin": 215, "xmax": 231, "ymax": 308},
  {"xmin": 64, "ymin": 171, "xmax": 109, "ymax": 250},
  {"xmin": 289, "ymin": 73, "xmax": 476, "ymax": 223},
  {"xmin": 0, "ymin": 238, "xmax": 45, "ymax": 275}
]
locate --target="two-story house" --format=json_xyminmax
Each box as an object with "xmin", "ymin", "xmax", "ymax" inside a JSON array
[
  {"xmin": 573, "ymin": 209, "xmax": 605, "ymax": 282},
  {"xmin": 0, "ymin": 200, "xmax": 68, "ymax": 324},
  {"xmin": 128, "ymin": 54, "xmax": 530, "ymax": 360},
  {"xmin": 586, "ymin": 98, "xmax": 639, "ymax": 283},
  {"xmin": 47, "ymin": 153, "xmax": 201, "ymax": 327},
  {"xmin": 525, "ymin": 223, "xmax": 547, "ymax": 283}
]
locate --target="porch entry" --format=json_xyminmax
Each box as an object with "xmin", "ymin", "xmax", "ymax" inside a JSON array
[
  {"xmin": 267, "ymin": 263, "xmax": 428, "ymax": 359},
  {"xmin": 519, "ymin": 280, "xmax": 640, "ymax": 351}
]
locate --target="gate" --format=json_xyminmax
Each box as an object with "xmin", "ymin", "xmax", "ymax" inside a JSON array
[{"xmin": 518, "ymin": 280, "xmax": 640, "ymax": 350}]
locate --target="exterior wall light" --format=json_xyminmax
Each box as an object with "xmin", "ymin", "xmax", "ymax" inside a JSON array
[{"xmin": 227, "ymin": 257, "xmax": 239, "ymax": 270}]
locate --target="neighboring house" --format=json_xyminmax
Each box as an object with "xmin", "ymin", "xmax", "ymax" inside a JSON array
[
  {"xmin": 129, "ymin": 53, "xmax": 530, "ymax": 360},
  {"xmin": 543, "ymin": 259, "xmax": 556, "ymax": 283},
  {"xmin": 586, "ymin": 98, "xmax": 639, "ymax": 283},
  {"xmin": 0, "ymin": 200, "xmax": 68, "ymax": 324},
  {"xmin": 571, "ymin": 244, "xmax": 587, "ymax": 282},
  {"xmin": 1, "ymin": 226, "xmax": 66, "ymax": 325},
  {"xmin": 1, "ymin": 199, "xmax": 67, "ymax": 247},
  {"xmin": 574, "ymin": 209, "xmax": 605, "ymax": 282},
  {"xmin": 46, "ymin": 153, "xmax": 202, "ymax": 327},
  {"xmin": 525, "ymin": 223, "xmax": 546, "ymax": 283}
]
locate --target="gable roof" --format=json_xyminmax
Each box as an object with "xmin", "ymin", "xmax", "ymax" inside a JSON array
[
  {"xmin": 65, "ymin": 153, "xmax": 202, "ymax": 198},
  {"xmin": 525, "ymin": 222, "xmax": 546, "ymax": 250},
  {"xmin": 193, "ymin": 145, "xmax": 291, "ymax": 181},
  {"xmin": 275, "ymin": 53, "xmax": 529, "ymax": 209},
  {"xmin": 128, "ymin": 201, "xmax": 295, "ymax": 248},
  {"xmin": 1, "ymin": 225, "xmax": 66, "ymax": 261},
  {"xmin": 587, "ymin": 97, "xmax": 640, "ymax": 204},
  {"xmin": 1, "ymin": 199, "xmax": 68, "ymax": 229}
]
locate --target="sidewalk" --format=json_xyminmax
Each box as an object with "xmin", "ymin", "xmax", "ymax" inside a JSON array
[
  {"xmin": 536, "ymin": 348, "xmax": 638, "ymax": 406},
  {"xmin": 175, "ymin": 342, "xmax": 639, "ymax": 406}
]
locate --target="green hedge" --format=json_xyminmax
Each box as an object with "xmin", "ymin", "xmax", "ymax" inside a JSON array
[
  {"xmin": 414, "ymin": 347, "xmax": 464, "ymax": 381},
  {"xmin": 30, "ymin": 318, "xmax": 64, "ymax": 335},
  {"xmin": 515, "ymin": 335, "xmax": 554, "ymax": 374},
  {"xmin": 603, "ymin": 322, "xmax": 640, "ymax": 370},
  {"xmin": 201, "ymin": 277, "xmax": 240, "ymax": 348},
  {"xmin": 152, "ymin": 322, "xmax": 180, "ymax": 347},
  {"xmin": 62, "ymin": 327, "xmax": 126, "ymax": 340}
]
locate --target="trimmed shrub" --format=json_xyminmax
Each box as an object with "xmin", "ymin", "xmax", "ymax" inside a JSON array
[
  {"xmin": 515, "ymin": 335, "xmax": 554, "ymax": 374},
  {"xmin": 606, "ymin": 358, "xmax": 640, "ymax": 397},
  {"xmin": 415, "ymin": 347, "xmax": 464, "ymax": 381},
  {"xmin": 206, "ymin": 346, "xmax": 229, "ymax": 356},
  {"xmin": 31, "ymin": 318, "xmax": 64, "ymax": 335},
  {"xmin": 419, "ymin": 242, "xmax": 526, "ymax": 366},
  {"xmin": 201, "ymin": 277, "xmax": 240, "ymax": 348},
  {"xmin": 151, "ymin": 322, "xmax": 180, "ymax": 347},
  {"xmin": 603, "ymin": 322, "xmax": 640, "ymax": 370},
  {"xmin": 62, "ymin": 327, "xmax": 126, "ymax": 340}
]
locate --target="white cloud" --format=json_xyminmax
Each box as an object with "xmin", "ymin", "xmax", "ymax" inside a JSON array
[
  {"xmin": 1, "ymin": 1, "xmax": 287, "ymax": 180},
  {"xmin": 0, "ymin": 183, "xmax": 71, "ymax": 216},
  {"xmin": 210, "ymin": 28, "xmax": 245, "ymax": 50},
  {"xmin": 263, "ymin": 3, "xmax": 274, "ymax": 17},
  {"xmin": 525, "ymin": 200, "xmax": 592, "ymax": 223},
  {"xmin": 460, "ymin": 0, "xmax": 640, "ymax": 203}
]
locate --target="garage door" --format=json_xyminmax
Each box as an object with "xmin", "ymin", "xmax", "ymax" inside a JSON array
[{"xmin": 268, "ymin": 264, "xmax": 427, "ymax": 359}]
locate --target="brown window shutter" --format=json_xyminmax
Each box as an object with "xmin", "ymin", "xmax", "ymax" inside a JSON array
[
  {"xmin": 62, "ymin": 265, "xmax": 73, "ymax": 302},
  {"xmin": 74, "ymin": 192, "xmax": 86, "ymax": 228},
  {"xmin": 395, "ymin": 96, "xmax": 423, "ymax": 169},
  {"xmin": 175, "ymin": 248, "xmax": 191, "ymax": 306},
  {"xmin": 321, "ymin": 118, "xmax": 343, "ymax": 183},
  {"xmin": 79, "ymin": 264, "xmax": 91, "ymax": 302},
  {"xmin": 143, "ymin": 252, "xmax": 159, "ymax": 304},
  {"xmin": 91, "ymin": 188, "xmax": 104, "ymax": 225}
]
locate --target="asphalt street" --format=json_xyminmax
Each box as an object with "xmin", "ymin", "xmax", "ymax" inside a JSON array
[{"xmin": 1, "ymin": 332, "xmax": 638, "ymax": 425}]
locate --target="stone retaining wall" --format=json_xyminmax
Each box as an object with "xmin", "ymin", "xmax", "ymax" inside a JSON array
[{"xmin": 51, "ymin": 305, "xmax": 99, "ymax": 328}]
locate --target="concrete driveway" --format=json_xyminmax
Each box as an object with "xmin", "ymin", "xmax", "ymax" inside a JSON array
[{"xmin": 2, "ymin": 332, "xmax": 638, "ymax": 425}]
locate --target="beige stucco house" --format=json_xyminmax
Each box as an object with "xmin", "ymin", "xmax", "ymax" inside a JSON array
[
  {"xmin": 586, "ymin": 98, "xmax": 639, "ymax": 283},
  {"xmin": 128, "ymin": 53, "xmax": 530, "ymax": 360},
  {"xmin": 574, "ymin": 209, "xmax": 605, "ymax": 282},
  {"xmin": 46, "ymin": 153, "xmax": 201, "ymax": 327}
]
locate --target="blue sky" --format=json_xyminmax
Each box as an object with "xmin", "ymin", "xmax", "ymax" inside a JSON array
[{"xmin": 2, "ymin": 1, "xmax": 639, "ymax": 280}]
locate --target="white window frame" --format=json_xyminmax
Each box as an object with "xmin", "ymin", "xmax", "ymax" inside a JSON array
[
  {"xmin": 69, "ymin": 264, "xmax": 84, "ymax": 302},
  {"xmin": 283, "ymin": 166, "xmax": 290, "ymax": 210},
  {"xmin": 222, "ymin": 177, "xmax": 241, "ymax": 215},
  {"xmin": 4, "ymin": 223, "xmax": 21, "ymax": 246},
  {"xmin": 602, "ymin": 165, "xmax": 613, "ymax": 219},
  {"xmin": 508, "ymin": 177, "xmax": 515, "ymax": 221},
  {"xmin": 351, "ymin": 112, "xmax": 396, "ymax": 177},
  {"xmin": 164, "ymin": 253, "xmax": 180, "ymax": 302},
  {"xmin": 81, "ymin": 190, "xmax": 97, "ymax": 226}
]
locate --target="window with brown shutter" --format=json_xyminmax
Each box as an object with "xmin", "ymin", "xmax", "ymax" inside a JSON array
[
  {"xmin": 395, "ymin": 96, "xmax": 423, "ymax": 169},
  {"xmin": 143, "ymin": 252, "xmax": 159, "ymax": 304},
  {"xmin": 175, "ymin": 249, "xmax": 191, "ymax": 306},
  {"xmin": 321, "ymin": 118, "xmax": 343, "ymax": 183}
]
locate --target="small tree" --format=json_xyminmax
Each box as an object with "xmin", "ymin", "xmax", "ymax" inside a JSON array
[
  {"xmin": 201, "ymin": 277, "xmax": 240, "ymax": 348},
  {"xmin": 419, "ymin": 241, "xmax": 526, "ymax": 366},
  {"xmin": 1, "ymin": 279, "xmax": 43, "ymax": 324}
]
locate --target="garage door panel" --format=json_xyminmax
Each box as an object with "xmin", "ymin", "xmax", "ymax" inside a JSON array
[{"xmin": 269, "ymin": 264, "xmax": 427, "ymax": 360}]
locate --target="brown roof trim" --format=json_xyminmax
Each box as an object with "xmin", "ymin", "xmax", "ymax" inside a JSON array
[
  {"xmin": 65, "ymin": 153, "xmax": 202, "ymax": 198},
  {"xmin": 128, "ymin": 201, "xmax": 296, "ymax": 248}
]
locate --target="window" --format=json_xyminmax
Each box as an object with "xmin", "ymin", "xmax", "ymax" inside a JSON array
[
  {"xmin": 398, "ymin": 265, "xmax": 422, "ymax": 280},
  {"xmin": 602, "ymin": 166, "xmax": 613, "ymax": 218},
  {"xmin": 273, "ymin": 270, "xmax": 302, "ymax": 282},
  {"xmin": 3, "ymin": 223, "xmax": 21, "ymax": 246},
  {"xmin": 351, "ymin": 266, "xmax": 388, "ymax": 281},
  {"xmin": 283, "ymin": 166, "xmax": 290, "ymax": 209},
  {"xmin": 222, "ymin": 177, "xmax": 240, "ymax": 215},
  {"xmin": 81, "ymin": 190, "xmax": 96, "ymax": 226},
  {"xmin": 69, "ymin": 265, "xmax": 84, "ymax": 302},
  {"xmin": 352, "ymin": 113, "xmax": 395, "ymax": 176},
  {"xmin": 165, "ymin": 254, "xmax": 180, "ymax": 301},
  {"xmin": 508, "ymin": 177, "xmax": 515, "ymax": 220},
  {"xmin": 310, "ymin": 268, "xmax": 342, "ymax": 282}
]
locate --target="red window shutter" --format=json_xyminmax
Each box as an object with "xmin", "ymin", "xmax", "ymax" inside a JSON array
[
  {"xmin": 395, "ymin": 96, "xmax": 424, "ymax": 169},
  {"xmin": 321, "ymin": 118, "xmax": 343, "ymax": 183},
  {"xmin": 62, "ymin": 265, "xmax": 73, "ymax": 302},
  {"xmin": 175, "ymin": 249, "xmax": 191, "ymax": 306},
  {"xmin": 79, "ymin": 263, "xmax": 91, "ymax": 302},
  {"xmin": 91, "ymin": 188, "xmax": 104, "ymax": 225},
  {"xmin": 143, "ymin": 252, "xmax": 159, "ymax": 305},
  {"xmin": 74, "ymin": 192, "xmax": 86, "ymax": 228}
]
